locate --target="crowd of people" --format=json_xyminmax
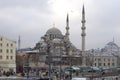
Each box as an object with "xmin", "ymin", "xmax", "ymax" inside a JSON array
[
  {"xmin": 0, "ymin": 70, "xmax": 15, "ymax": 77},
  {"xmin": 18, "ymin": 68, "xmax": 73, "ymax": 80}
]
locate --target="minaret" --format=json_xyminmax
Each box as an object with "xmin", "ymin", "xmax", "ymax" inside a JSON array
[
  {"xmin": 81, "ymin": 5, "xmax": 86, "ymax": 66},
  {"xmin": 113, "ymin": 37, "xmax": 115, "ymax": 42},
  {"xmin": 18, "ymin": 35, "xmax": 21, "ymax": 50},
  {"xmin": 65, "ymin": 13, "xmax": 70, "ymax": 40}
]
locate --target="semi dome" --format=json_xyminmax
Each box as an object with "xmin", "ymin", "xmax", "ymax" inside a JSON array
[{"xmin": 46, "ymin": 27, "xmax": 62, "ymax": 35}]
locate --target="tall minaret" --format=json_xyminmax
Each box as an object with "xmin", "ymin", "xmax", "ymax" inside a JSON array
[
  {"xmin": 81, "ymin": 5, "xmax": 86, "ymax": 66},
  {"xmin": 65, "ymin": 13, "xmax": 70, "ymax": 40}
]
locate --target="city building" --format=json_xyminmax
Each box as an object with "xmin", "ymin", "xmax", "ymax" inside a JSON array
[
  {"xmin": 87, "ymin": 41, "xmax": 120, "ymax": 69},
  {"xmin": 0, "ymin": 36, "xmax": 16, "ymax": 72}
]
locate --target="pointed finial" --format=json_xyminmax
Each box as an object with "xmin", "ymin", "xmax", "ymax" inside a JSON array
[
  {"xmin": 53, "ymin": 23, "xmax": 55, "ymax": 28},
  {"xmin": 82, "ymin": 4, "xmax": 85, "ymax": 14},
  {"xmin": 18, "ymin": 35, "xmax": 20, "ymax": 41},
  {"xmin": 67, "ymin": 13, "xmax": 69, "ymax": 23},
  {"xmin": 65, "ymin": 13, "xmax": 70, "ymax": 39}
]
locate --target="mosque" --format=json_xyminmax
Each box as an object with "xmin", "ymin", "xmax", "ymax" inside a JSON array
[
  {"xmin": 34, "ymin": 25, "xmax": 82, "ymax": 66},
  {"xmin": 17, "ymin": 5, "xmax": 120, "ymax": 70},
  {"xmin": 17, "ymin": 5, "xmax": 87, "ymax": 70},
  {"xmin": 33, "ymin": 6, "xmax": 86, "ymax": 67}
]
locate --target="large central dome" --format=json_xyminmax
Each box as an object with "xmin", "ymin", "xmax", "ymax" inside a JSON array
[
  {"xmin": 46, "ymin": 27, "xmax": 62, "ymax": 35},
  {"xmin": 105, "ymin": 42, "xmax": 119, "ymax": 49}
]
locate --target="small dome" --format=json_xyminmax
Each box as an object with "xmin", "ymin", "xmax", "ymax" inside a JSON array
[
  {"xmin": 39, "ymin": 40, "xmax": 47, "ymax": 47},
  {"xmin": 52, "ymin": 38, "xmax": 61, "ymax": 44},
  {"xmin": 105, "ymin": 42, "xmax": 119, "ymax": 48},
  {"xmin": 46, "ymin": 27, "xmax": 62, "ymax": 35}
]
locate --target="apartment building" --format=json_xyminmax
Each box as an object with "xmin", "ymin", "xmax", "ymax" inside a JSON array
[{"xmin": 0, "ymin": 36, "xmax": 16, "ymax": 72}]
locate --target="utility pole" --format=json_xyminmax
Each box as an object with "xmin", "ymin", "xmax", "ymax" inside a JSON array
[
  {"xmin": 70, "ymin": 56, "xmax": 72, "ymax": 80},
  {"xmin": 60, "ymin": 40, "xmax": 63, "ymax": 80}
]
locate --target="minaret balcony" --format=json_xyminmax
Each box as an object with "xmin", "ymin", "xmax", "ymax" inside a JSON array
[
  {"xmin": 66, "ymin": 27, "xmax": 69, "ymax": 30},
  {"xmin": 81, "ymin": 20, "xmax": 86, "ymax": 23},
  {"xmin": 81, "ymin": 27, "xmax": 86, "ymax": 30},
  {"xmin": 81, "ymin": 33, "xmax": 86, "ymax": 36},
  {"xmin": 66, "ymin": 33, "xmax": 69, "ymax": 35}
]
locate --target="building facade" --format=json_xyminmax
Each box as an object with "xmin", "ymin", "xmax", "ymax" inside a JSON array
[
  {"xmin": 0, "ymin": 36, "xmax": 16, "ymax": 72},
  {"xmin": 87, "ymin": 41, "xmax": 120, "ymax": 69}
]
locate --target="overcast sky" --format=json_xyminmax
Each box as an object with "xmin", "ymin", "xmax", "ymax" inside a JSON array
[{"xmin": 0, "ymin": 0, "xmax": 120, "ymax": 50}]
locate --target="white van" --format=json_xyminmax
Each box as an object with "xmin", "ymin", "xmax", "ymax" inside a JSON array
[{"xmin": 72, "ymin": 77, "xmax": 89, "ymax": 80}]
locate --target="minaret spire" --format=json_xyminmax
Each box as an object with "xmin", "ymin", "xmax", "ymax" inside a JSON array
[
  {"xmin": 66, "ymin": 13, "xmax": 70, "ymax": 40},
  {"xmin": 82, "ymin": 4, "xmax": 85, "ymax": 15},
  {"xmin": 81, "ymin": 4, "xmax": 86, "ymax": 66},
  {"xmin": 113, "ymin": 37, "xmax": 115, "ymax": 43}
]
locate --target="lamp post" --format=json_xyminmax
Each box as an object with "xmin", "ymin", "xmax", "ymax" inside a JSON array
[
  {"xmin": 91, "ymin": 54, "xmax": 94, "ymax": 80},
  {"xmin": 20, "ymin": 53, "xmax": 29, "ymax": 78},
  {"xmin": 98, "ymin": 58, "xmax": 102, "ymax": 79},
  {"xmin": 48, "ymin": 44, "xmax": 50, "ymax": 77},
  {"xmin": 65, "ymin": 43, "xmax": 72, "ymax": 80},
  {"xmin": 69, "ymin": 55, "xmax": 73, "ymax": 80},
  {"xmin": 24, "ymin": 54, "xmax": 30, "ymax": 78},
  {"xmin": 59, "ymin": 40, "xmax": 63, "ymax": 80},
  {"xmin": 44, "ymin": 34, "xmax": 52, "ymax": 79},
  {"xmin": 90, "ymin": 50, "xmax": 94, "ymax": 80},
  {"xmin": 27, "ymin": 56, "xmax": 29, "ymax": 78},
  {"xmin": 47, "ymin": 41, "xmax": 52, "ymax": 79},
  {"xmin": 35, "ymin": 41, "xmax": 41, "ymax": 77}
]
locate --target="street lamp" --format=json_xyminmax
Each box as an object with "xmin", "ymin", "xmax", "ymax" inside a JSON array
[
  {"xmin": 65, "ymin": 43, "xmax": 72, "ymax": 80},
  {"xmin": 59, "ymin": 40, "xmax": 63, "ymax": 80},
  {"xmin": 24, "ymin": 54, "xmax": 30, "ymax": 78},
  {"xmin": 44, "ymin": 34, "xmax": 53, "ymax": 79},
  {"xmin": 34, "ymin": 41, "xmax": 40, "ymax": 77},
  {"xmin": 47, "ymin": 41, "xmax": 52, "ymax": 79},
  {"xmin": 26, "ymin": 56, "xmax": 29, "ymax": 78},
  {"xmin": 53, "ymin": 38, "xmax": 63, "ymax": 80},
  {"xmin": 69, "ymin": 55, "xmax": 73, "ymax": 80}
]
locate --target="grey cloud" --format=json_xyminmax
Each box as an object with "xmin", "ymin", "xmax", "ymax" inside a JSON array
[
  {"xmin": 0, "ymin": 0, "xmax": 47, "ymax": 7},
  {"xmin": 0, "ymin": 0, "xmax": 120, "ymax": 49}
]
